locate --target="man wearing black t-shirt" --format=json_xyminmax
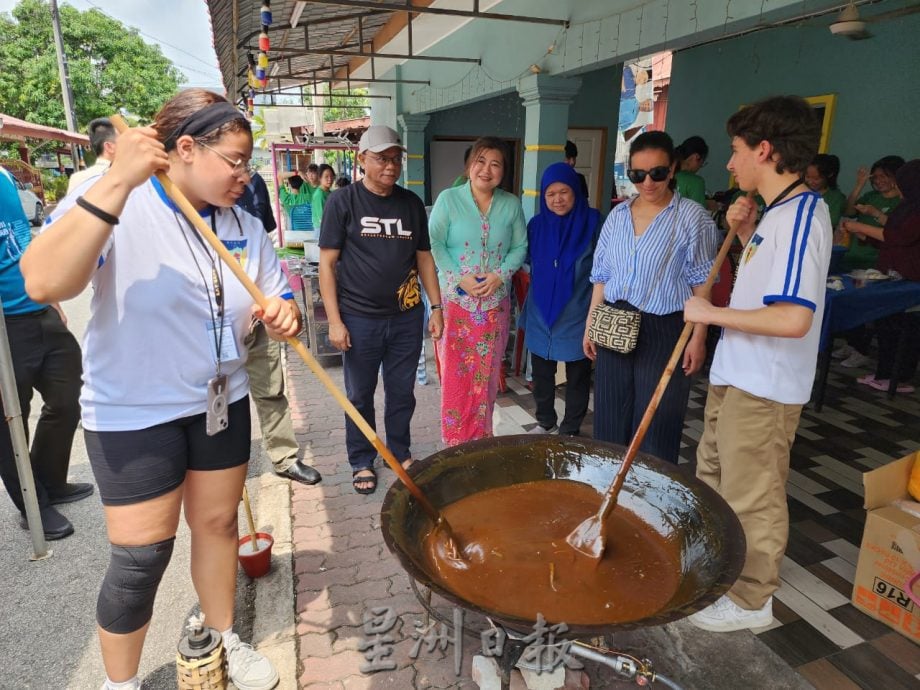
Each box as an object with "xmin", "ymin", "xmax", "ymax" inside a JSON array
[{"xmin": 318, "ymin": 126, "xmax": 443, "ymax": 494}]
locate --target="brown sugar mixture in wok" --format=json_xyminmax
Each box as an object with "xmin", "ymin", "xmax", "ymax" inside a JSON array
[{"xmin": 423, "ymin": 479, "xmax": 682, "ymax": 625}]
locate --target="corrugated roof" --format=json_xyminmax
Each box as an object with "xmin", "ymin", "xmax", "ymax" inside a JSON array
[{"xmin": 207, "ymin": 0, "xmax": 396, "ymax": 103}]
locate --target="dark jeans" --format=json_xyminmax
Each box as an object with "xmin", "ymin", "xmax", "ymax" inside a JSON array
[
  {"xmin": 845, "ymin": 326, "xmax": 872, "ymax": 355},
  {"xmin": 0, "ymin": 307, "xmax": 82, "ymax": 513},
  {"xmin": 341, "ymin": 308, "xmax": 423, "ymax": 472},
  {"xmin": 875, "ymin": 312, "xmax": 920, "ymax": 381},
  {"xmin": 531, "ymin": 353, "xmax": 592, "ymax": 435},
  {"xmin": 592, "ymin": 306, "xmax": 690, "ymax": 464}
]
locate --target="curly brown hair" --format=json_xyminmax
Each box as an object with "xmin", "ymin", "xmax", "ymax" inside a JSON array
[{"xmin": 726, "ymin": 96, "xmax": 820, "ymax": 175}]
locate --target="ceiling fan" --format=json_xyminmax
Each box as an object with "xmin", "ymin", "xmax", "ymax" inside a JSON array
[{"xmin": 830, "ymin": 0, "xmax": 920, "ymax": 40}]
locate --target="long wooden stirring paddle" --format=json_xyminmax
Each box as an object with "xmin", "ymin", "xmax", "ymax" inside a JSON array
[
  {"xmin": 567, "ymin": 221, "xmax": 739, "ymax": 561},
  {"xmin": 109, "ymin": 116, "xmax": 452, "ymax": 534}
]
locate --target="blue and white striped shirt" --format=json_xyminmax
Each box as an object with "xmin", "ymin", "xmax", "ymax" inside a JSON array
[{"xmin": 590, "ymin": 193, "xmax": 720, "ymax": 315}]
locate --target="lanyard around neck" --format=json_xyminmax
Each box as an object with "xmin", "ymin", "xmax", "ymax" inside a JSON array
[
  {"xmin": 764, "ymin": 178, "xmax": 805, "ymax": 213},
  {"xmin": 174, "ymin": 211, "xmax": 226, "ymax": 374}
]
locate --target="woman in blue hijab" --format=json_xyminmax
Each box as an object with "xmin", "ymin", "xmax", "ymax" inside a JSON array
[{"xmin": 522, "ymin": 162, "xmax": 602, "ymax": 435}]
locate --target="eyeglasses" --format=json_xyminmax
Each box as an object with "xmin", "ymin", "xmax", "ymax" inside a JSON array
[
  {"xmin": 197, "ymin": 141, "xmax": 254, "ymax": 177},
  {"xmin": 365, "ymin": 152, "xmax": 404, "ymax": 167},
  {"xmin": 627, "ymin": 166, "xmax": 670, "ymax": 184}
]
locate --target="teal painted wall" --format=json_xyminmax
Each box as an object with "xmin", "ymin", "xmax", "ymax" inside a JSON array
[
  {"xmin": 422, "ymin": 65, "xmax": 622, "ymax": 212},
  {"xmin": 667, "ymin": 11, "xmax": 920, "ymax": 196},
  {"xmin": 390, "ymin": 0, "xmax": 847, "ymax": 116},
  {"xmin": 423, "ymin": 90, "xmax": 525, "ymax": 205},
  {"xmin": 568, "ymin": 64, "xmax": 622, "ymax": 214},
  {"xmin": 425, "ymin": 90, "xmax": 525, "ymax": 142}
]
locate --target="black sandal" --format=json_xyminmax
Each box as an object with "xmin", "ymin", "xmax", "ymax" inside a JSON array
[{"xmin": 352, "ymin": 469, "xmax": 377, "ymax": 495}]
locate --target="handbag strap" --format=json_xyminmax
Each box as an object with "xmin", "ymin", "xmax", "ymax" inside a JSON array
[{"xmin": 630, "ymin": 196, "xmax": 680, "ymax": 312}]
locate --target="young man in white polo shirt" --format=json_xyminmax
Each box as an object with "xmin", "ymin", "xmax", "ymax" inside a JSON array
[{"xmin": 683, "ymin": 96, "xmax": 832, "ymax": 632}]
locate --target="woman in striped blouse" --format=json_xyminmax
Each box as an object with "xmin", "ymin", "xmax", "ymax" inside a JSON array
[{"xmin": 584, "ymin": 131, "xmax": 719, "ymax": 463}]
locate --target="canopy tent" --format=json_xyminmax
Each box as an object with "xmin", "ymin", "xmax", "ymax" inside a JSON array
[{"xmin": 0, "ymin": 113, "xmax": 89, "ymax": 147}]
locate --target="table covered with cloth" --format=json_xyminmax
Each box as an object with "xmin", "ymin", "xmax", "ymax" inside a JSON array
[{"xmin": 813, "ymin": 275, "xmax": 920, "ymax": 410}]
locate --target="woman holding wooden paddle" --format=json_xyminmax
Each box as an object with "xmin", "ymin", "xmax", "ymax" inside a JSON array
[{"xmin": 21, "ymin": 89, "xmax": 290, "ymax": 690}]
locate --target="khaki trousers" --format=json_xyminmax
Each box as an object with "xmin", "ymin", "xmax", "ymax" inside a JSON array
[
  {"xmin": 696, "ymin": 384, "xmax": 802, "ymax": 610},
  {"xmin": 244, "ymin": 323, "xmax": 299, "ymax": 472}
]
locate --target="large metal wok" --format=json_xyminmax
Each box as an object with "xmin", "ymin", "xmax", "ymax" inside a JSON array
[{"xmin": 381, "ymin": 435, "xmax": 746, "ymax": 637}]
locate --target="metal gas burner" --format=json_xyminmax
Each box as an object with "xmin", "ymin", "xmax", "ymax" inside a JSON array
[{"xmin": 407, "ymin": 578, "xmax": 683, "ymax": 690}]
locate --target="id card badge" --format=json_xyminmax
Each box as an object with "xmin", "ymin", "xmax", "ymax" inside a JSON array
[
  {"xmin": 206, "ymin": 374, "xmax": 229, "ymax": 436},
  {"xmin": 207, "ymin": 321, "xmax": 241, "ymax": 363}
]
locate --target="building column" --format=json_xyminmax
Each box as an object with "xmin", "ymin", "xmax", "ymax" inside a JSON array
[
  {"xmin": 517, "ymin": 74, "xmax": 582, "ymax": 219},
  {"xmin": 397, "ymin": 112, "xmax": 430, "ymax": 202}
]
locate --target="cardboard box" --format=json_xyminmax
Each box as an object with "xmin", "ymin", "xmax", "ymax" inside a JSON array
[{"xmin": 852, "ymin": 451, "xmax": 920, "ymax": 645}]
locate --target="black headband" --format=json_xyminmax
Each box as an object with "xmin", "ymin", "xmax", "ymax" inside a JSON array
[{"xmin": 163, "ymin": 102, "xmax": 246, "ymax": 151}]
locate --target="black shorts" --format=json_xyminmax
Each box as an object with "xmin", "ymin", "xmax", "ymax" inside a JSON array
[{"xmin": 84, "ymin": 396, "xmax": 251, "ymax": 506}]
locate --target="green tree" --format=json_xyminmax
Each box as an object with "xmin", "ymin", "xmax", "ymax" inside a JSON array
[
  {"xmin": 0, "ymin": 0, "xmax": 184, "ymax": 129},
  {"xmin": 250, "ymin": 109, "xmax": 267, "ymax": 149},
  {"xmin": 322, "ymin": 89, "xmax": 369, "ymax": 122}
]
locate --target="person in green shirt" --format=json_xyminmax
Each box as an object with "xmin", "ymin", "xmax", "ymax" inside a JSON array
[
  {"xmin": 842, "ymin": 155, "xmax": 904, "ymax": 270},
  {"xmin": 279, "ymin": 171, "xmax": 314, "ymax": 232},
  {"xmin": 674, "ymin": 135, "xmax": 708, "ymax": 205},
  {"xmin": 311, "ymin": 164, "xmax": 336, "ymax": 229},
  {"xmin": 450, "ymin": 145, "xmax": 472, "ymax": 188},
  {"xmin": 805, "ymin": 153, "xmax": 847, "ymax": 231},
  {"xmin": 304, "ymin": 163, "xmax": 320, "ymax": 193}
]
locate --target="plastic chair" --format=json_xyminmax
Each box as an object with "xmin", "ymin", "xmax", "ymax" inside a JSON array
[
  {"xmin": 711, "ymin": 245, "xmax": 738, "ymax": 308},
  {"xmin": 511, "ymin": 270, "xmax": 531, "ymax": 376}
]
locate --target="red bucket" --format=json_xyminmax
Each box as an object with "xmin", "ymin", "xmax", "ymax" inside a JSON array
[{"xmin": 238, "ymin": 532, "xmax": 274, "ymax": 578}]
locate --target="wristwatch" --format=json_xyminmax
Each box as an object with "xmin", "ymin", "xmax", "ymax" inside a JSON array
[{"xmin": 430, "ymin": 304, "xmax": 443, "ymax": 311}]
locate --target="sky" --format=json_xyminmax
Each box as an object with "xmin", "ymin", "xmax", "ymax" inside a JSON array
[{"xmin": 0, "ymin": 0, "xmax": 225, "ymax": 91}]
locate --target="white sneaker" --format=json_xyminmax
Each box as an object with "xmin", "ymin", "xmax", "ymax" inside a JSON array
[
  {"xmin": 687, "ymin": 595, "xmax": 773, "ymax": 632},
  {"xmin": 225, "ymin": 632, "xmax": 279, "ymax": 690},
  {"xmin": 840, "ymin": 352, "xmax": 872, "ymax": 368},
  {"xmin": 831, "ymin": 344, "xmax": 854, "ymax": 359},
  {"xmin": 529, "ymin": 424, "xmax": 559, "ymax": 434},
  {"xmin": 100, "ymin": 681, "xmax": 140, "ymax": 690}
]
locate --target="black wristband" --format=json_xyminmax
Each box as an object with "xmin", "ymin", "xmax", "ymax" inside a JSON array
[
  {"xmin": 76, "ymin": 196, "xmax": 119, "ymax": 225},
  {"xmin": 430, "ymin": 304, "xmax": 442, "ymax": 310}
]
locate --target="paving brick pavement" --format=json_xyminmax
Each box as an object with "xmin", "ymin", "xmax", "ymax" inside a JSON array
[{"xmin": 285, "ymin": 341, "xmax": 458, "ymax": 690}]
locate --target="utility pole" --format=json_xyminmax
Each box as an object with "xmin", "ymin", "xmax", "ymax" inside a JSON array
[{"xmin": 50, "ymin": 0, "xmax": 81, "ymax": 170}]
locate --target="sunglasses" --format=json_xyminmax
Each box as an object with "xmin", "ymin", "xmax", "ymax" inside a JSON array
[{"xmin": 627, "ymin": 166, "xmax": 671, "ymax": 184}]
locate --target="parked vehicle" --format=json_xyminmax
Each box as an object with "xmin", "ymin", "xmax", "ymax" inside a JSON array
[{"xmin": 12, "ymin": 175, "xmax": 43, "ymax": 226}]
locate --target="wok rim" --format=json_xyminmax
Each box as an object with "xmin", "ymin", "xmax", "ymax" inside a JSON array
[{"xmin": 380, "ymin": 435, "xmax": 746, "ymax": 636}]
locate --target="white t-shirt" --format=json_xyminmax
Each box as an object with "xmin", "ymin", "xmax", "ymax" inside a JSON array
[
  {"xmin": 48, "ymin": 178, "xmax": 293, "ymax": 431},
  {"xmin": 709, "ymin": 191, "xmax": 831, "ymax": 404}
]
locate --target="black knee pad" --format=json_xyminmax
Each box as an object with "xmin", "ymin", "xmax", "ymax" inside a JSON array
[{"xmin": 96, "ymin": 537, "xmax": 175, "ymax": 634}]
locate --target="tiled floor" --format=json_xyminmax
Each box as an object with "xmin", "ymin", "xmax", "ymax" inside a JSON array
[{"xmin": 491, "ymin": 350, "xmax": 920, "ymax": 689}]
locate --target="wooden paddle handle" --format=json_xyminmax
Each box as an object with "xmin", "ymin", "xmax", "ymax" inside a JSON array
[
  {"xmin": 597, "ymin": 224, "xmax": 739, "ymax": 521},
  {"xmin": 108, "ymin": 116, "xmax": 442, "ymax": 522},
  {"xmin": 242, "ymin": 486, "xmax": 258, "ymax": 552}
]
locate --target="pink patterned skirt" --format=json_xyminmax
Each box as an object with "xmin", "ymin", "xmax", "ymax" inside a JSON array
[{"xmin": 436, "ymin": 297, "xmax": 511, "ymax": 446}]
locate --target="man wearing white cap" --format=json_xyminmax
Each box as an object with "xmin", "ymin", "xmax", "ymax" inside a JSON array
[{"xmin": 318, "ymin": 125, "xmax": 443, "ymax": 494}]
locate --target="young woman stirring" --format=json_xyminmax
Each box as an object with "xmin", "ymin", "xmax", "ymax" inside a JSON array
[{"xmin": 21, "ymin": 89, "xmax": 295, "ymax": 690}]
